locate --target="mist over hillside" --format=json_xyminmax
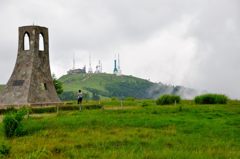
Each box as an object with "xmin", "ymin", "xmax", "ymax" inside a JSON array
[{"xmin": 58, "ymin": 73, "xmax": 201, "ymax": 100}]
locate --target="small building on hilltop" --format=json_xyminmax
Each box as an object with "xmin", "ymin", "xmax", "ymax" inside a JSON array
[{"xmin": 67, "ymin": 66, "xmax": 86, "ymax": 74}]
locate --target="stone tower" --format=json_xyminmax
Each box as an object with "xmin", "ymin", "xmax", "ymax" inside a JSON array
[{"xmin": 0, "ymin": 25, "xmax": 61, "ymax": 106}]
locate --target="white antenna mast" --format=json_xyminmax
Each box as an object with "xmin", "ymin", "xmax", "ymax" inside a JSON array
[
  {"xmin": 117, "ymin": 53, "xmax": 122, "ymax": 75},
  {"xmin": 88, "ymin": 53, "xmax": 93, "ymax": 73},
  {"xmin": 73, "ymin": 53, "xmax": 75, "ymax": 70}
]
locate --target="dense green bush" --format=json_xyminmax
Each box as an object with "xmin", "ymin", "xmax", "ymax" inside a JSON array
[
  {"xmin": 194, "ymin": 94, "xmax": 228, "ymax": 104},
  {"xmin": 141, "ymin": 101, "xmax": 149, "ymax": 107},
  {"xmin": 156, "ymin": 94, "xmax": 181, "ymax": 105},
  {"xmin": 0, "ymin": 143, "xmax": 10, "ymax": 157},
  {"xmin": 105, "ymin": 81, "xmax": 153, "ymax": 98},
  {"xmin": 52, "ymin": 74, "xmax": 63, "ymax": 95},
  {"xmin": 3, "ymin": 108, "xmax": 28, "ymax": 138}
]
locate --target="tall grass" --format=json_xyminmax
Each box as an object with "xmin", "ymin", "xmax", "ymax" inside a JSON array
[
  {"xmin": 2, "ymin": 108, "xmax": 28, "ymax": 138},
  {"xmin": 156, "ymin": 94, "xmax": 181, "ymax": 105}
]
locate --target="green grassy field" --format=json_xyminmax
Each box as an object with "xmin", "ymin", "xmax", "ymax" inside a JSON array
[{"xmin": 1, "ymin": 100, "xmax": 240, "ymax": 159}]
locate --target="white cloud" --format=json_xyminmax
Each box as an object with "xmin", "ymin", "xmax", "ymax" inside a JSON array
[
  {"xmin": 119, "ymin": 15, "xmax": 197, "ymax": 85},
  {"xmin": 0, "ymin": 0, "xmax": 240, "ymax": 98}
]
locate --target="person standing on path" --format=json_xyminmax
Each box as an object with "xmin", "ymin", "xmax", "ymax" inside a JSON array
[{"xmin": 77, "ymin": 90, "xmax": 83, "ymax": 111}]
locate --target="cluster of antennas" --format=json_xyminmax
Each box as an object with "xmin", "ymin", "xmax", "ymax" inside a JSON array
[
  {"xmin": 67, "ymin": 54, "xmax": 102, "ymax": 75},
  {"xmin": 67, "ymin": 53, "xmax": 122, "ymax": 75},
  {"xmin": 95, "ymin": 60, "xmax": 102, "ymax": 73},
  {"xmin": 87, "ymin": 54, "xmax": 103, "ymax": 74}
]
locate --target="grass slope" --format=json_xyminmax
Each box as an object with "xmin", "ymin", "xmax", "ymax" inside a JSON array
[
  {"xmin": 1, "ymin": 101, "xmax": 240, "ymax": 158},
  {"xmin": 59, "ymin": 73, "xmax": 155, "ymax": 98}
]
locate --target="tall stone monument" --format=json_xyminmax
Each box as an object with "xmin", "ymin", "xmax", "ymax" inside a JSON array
[{"xmin": 0, "ymin": 25, "xmax": 61, "ymax": 106}]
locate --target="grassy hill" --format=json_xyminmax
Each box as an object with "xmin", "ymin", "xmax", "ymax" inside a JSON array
[
  {"xmin": 59, "ymin": 73, "xmax": 155, "ymax": 100},
  {"xmin": 59, "ymin": 73, "xmax": 152, "ymax": 92},
  {"xmin": 59, "ymin": 73, "xmax": 199, "ymax": 100}
]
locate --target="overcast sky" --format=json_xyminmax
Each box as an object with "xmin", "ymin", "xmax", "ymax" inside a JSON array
[{"xmin": 0, "ymin": 0, "xmax": 239, "ymax": 98}]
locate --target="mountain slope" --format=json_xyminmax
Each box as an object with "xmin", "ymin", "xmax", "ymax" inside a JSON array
[{"xmin": 59, "ymin": 73, "xmax": 199, "ymax": 100}]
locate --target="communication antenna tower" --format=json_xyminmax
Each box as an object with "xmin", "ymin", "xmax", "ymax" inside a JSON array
[
  {"xmin": 88, "ymin": 53, "xmax": 93, "ymax": 73},
  {"xmin": 117, "ymin": 53, "xmax": 122, "ymax": 75},
  {"xmin": 73, "ymin": 53, "xmax": 75, "ymax": 70}
]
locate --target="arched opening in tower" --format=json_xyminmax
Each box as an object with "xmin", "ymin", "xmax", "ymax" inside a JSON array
[
  {"xmin": 39, "ymin": 33, "xmax": 44, "ymax": 51},
  {"xmin": 23, "ymin": 33, "xmax": 30, "ymax": 50}
]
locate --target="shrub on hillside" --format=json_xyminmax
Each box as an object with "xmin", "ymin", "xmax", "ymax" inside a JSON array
[
  {"xmin": 111, "ymin": 97, "xmax": 118, "ymax": 101},
  {"xmin": 0, "ymin": 143, "xmax": 10, "ymax": 157},
  {"xmin": 194, "ymin": 94, "xmax": 228, "ymax": 104},
  {"xmin": 3, "ymin": 108, "xmax": 28, "ymax": 138},
  {"xmin": 52, "ymin": 74, "xmax": 63, "ymax": 95},
  {"xmin": 141, "ymin": 101, "xmax": 149, "ymax": 107},
  {"xmin": 156, "ymin": 94, "xmax": 181, "ymax": 105},
  {"xmin": 59, "ymin": 91, "xmax": 76, "ymax": 101}
]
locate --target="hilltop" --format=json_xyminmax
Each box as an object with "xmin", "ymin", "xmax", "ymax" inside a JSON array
[{"xmin": 59, "ymin": 73, "xmax": 199, "ymax": 100}]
